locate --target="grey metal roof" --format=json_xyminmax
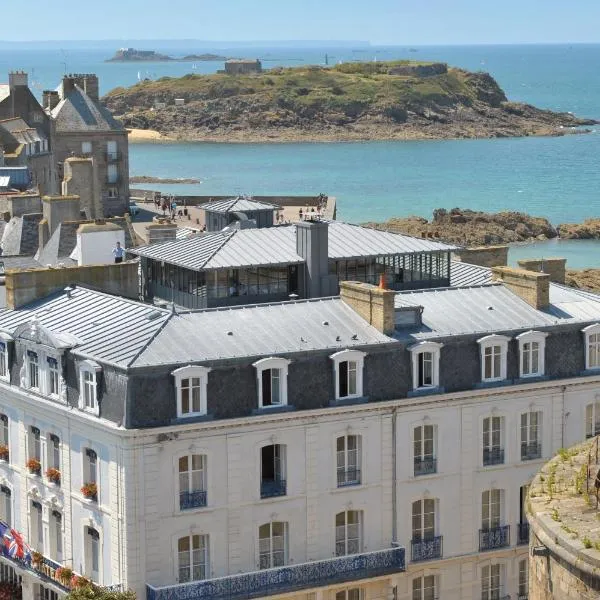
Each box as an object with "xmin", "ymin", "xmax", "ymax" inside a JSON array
[
  {"xmin": 199, "ymin": 196, "xmax": 279, "ymax": 213},
  {"xmin": 0, "ymin": 287, "xmax": 171, "ymax": 367},
  {"xmin": 132, "ymin": 296, "xmax": 393, "ymax": 367},
  {"xmin": 394, "ymin": 283, "xmax": 600, "ymax": 341},
  {"xmin": 450, "ymin": 260, "xmax": 492, "ymax": 287},
  {"xmin": 130, "ymin": 222, "xmax": 455, "ymax": 272}
]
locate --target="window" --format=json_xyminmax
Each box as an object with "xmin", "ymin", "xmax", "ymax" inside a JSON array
[
  {"xmin": 412, "ymin": 498, "xmax": 435, "ymax": 541},
  {"xmin": 583, "ymin": 324, "xmax": 600, "ymax": 370},
  {"xmin": 50, "ymin": 510, "xmax": 62, "ymax": 562},
  {"xmin": 30, "ymin": 426, "xmax": 41, "ymax": 461},
  {"xmin": 412, "ymin": 575, "xmax": 437, "ymax": 600},
  {"xmin": 107, "ymin": 164, "xmax": 118, "ymax": 183},
  {"xmin": 47, "ymin": 357, "xmax": 59, "ymax": 396},
  {"xmin": 478, "ymin": 335, "xmax": 510, "ymax": 382},
  {"xmin": 178, "ymin": 534, "xmax": 208, "ymax": 583},
  {"xmin": 179, "ymin": 455, "xmax": 207, "ymax": 510},
  {"xmin": 335, "ymin": 510, "xmax": 362, "ymax": 556},
  {"xmin": 253, "ymin": 358, "xmax": 290, "ymax": 408},
  {"xmin": 0, "ymin": 486, "xmax": 11, "ymax": 526},
  {"xmin": 173, "ymin": 366, "xmax": 211, "ymax": 418},
  {"xmin": 27, "ymin": 351, "xmax": 39, "ymax": 389},
  {"xmin": 260, "ymin": 444, "xmax": 286, "ymax": 498},
  {"xmin": 0, "ymin": 341, "xmax": 8, "ymax": 379},
  {"xmin": 81, "ymin": 141, "xmax": 92, "ymax": 154},
  {"xmin": 521, "ymin": 411, "xmax": 541, "ymax": 460},
  {"xmin": 79, "ymin": 361, "xmax": 101, "ymax": 414},
  {"xmin": 481, "ymin": 564, "xmax": 503, "ymax": 600},
  {"xmin": 336, "ymin": 435, "xmax": 361, "ymax": 487},
  {"xmin": 83, "ymin": 448, "xmax": 98, "ymax": 501},
  {"xmin": 587, "ymin": 402, "xmax": 600, "ymax": 438},
  {"xmin": 85, "ymin": 527, "xmax": 100, "ymax": 582},
  {"xmin": 517, "ymin": 331, "xmax": 548, "ymax": 378},
  {"xmin": 409, "ymin": 342, "xmax": 443, "ymax": 390},
  {"xmin": 482, "ymin": 490, "xmax": 502, "ymax": 530},
  {"xmin": 48, "ymin": 434, "xmax": 60, "ymax": 470},
  {"xmin": 414, "ymin": 424, "xmax": 436, "ymax": 476},
  {"xmin": 518, "ymin": 559, "xmax": 528, "ymax": 599},
  {"xmin": 482, "ymin": 416, "xmax": 504, "ymax": 466},
  {"xmin": 335, "ymin": 590, "xmax": 363, "ymax": 600},
  {"xmin": 258, "ymin": 522, "xmax": 287, "ymax": 569},
  {"xmin": 518, "ymin": 485, "xmax": 530, "ymax": 545},
  {"xmin": 330, "ymin": 350, "xmax": 366, "ymax": 400},
  {"xmin": 0, "ymin": 415, "xmax": 8, "ymax": 461},
  {"xmin": 107, "ymin": 141, "xmax": 118, "ymax": 161},
  {"xmin": 30, "ymin": 501, "xmax": 43, "ymax": 551}
]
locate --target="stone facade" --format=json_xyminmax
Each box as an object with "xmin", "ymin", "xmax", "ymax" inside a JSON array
[{"xmin": 452, "ymin": 245, "xmax": 509, "ymax": 268}]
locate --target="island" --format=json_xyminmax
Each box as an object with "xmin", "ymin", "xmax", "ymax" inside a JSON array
[
  {"xmin": 105, "ymin": 48, "xmax": 230, "ymax": 62},
  {"xmin": 102, "ymin": 60, "xmax": 597, "ymax": 142}
]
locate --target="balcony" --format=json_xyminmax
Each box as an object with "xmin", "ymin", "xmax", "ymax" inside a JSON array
[
  {"xmin": 518, "ymin": 594, "xmax": 529, "ymax": 600},
  {"xmin": 106, "ymin": 151, "xmax": 121, "ymax": 162},
  {"xmin": 411, "ymin": 536, "xmax": 443, "ymax": 562},
  {"xmin": 521, "ymin": 442, "xmax": 542, "ymax": 461},
  {"xmin": 261, "ymin": 478, "xmax": 286, "ymax": 499},
  {"xmin": 483, "ymin": 447, "xmax": 504, "ymax": 466},
  {"xmin": 517, "ymin": 521, "xmax": 530, "ymax": 545},
  {"xmin": 337, "ymin": 468, "xmax": 361, "ymax": 487},
  {"xmin": 180, "ymin": 490, "xmax": 207, "ymax": 510},
  {"xmin": 146, "ymin": 546, "xmax": 405, "ymax": 600},
  {"xmin": 479, "ymin": 525, "xmax": 510, "ymax": 551},
  {"xmin": 414, "ymin": 456, "xmax": 437, "ymax": 476}
]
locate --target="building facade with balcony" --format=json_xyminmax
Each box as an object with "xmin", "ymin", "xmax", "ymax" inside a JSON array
[{"xmin": 0, "ymin": 244, "xmax": 598, "ymax": 599}]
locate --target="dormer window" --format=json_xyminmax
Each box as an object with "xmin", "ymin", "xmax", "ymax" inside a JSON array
[
  {"xmin": 47, "ymin": 357, "xmax": 60, "ymax": 396},
  {"xmin": 172, "ymin": 366, "xmax": 211, "ymax": 418},
  {"xmin": 27, "ymin": 351, "xmax": 39, "ymax": 390},
  {"xmin": 477, "ymin": 335, "xmax": 510, "ymax": 383},
  {"xmin": 516, "ymin": 331, "xmax": 548, "ymax": 378},
  {"xmin": 0, "ymin": 340, "xmax": 9, "ymax": 380},
  {"xmin": 79, "ymin": 360, "xmax": 101, "ymax": 415},
  {"xmin": 253, "ymin": 358, "xmax": 290, "ymax": 408},
  {"xmin": 409, "ymin": 342, "xmax": 443, "ymax": 390},
  {"xmin": 583, "ymin": 324, "xmax": 600, "ymax": 370},
  {"xmin": 330, "ymin": 350, "xmax": 366, "ymax": 400}
]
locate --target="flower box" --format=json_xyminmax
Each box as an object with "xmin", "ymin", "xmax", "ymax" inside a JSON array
[
  {"xmin": 0, "ymin": 446, "xmax": 8, "ymax": 462},
  {"xmin": 46, "ymin": 467, "xmax": 61, "ymax": 485},
  {"xmin": 81, "ymin": 482, "xmax": 98, "ymax": 502},
  {"xmin": 26, "ymin": 458, "xmax": 41, "ymax": 476}
]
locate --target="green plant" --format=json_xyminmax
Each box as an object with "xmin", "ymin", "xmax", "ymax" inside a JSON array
[
  {"xmin": 66, "ymin": 585, "xmax": 137, "ymax": 599},
  {"xmin": 551, "ymin": 508, "xmax": 560, "ymax": 521},
  {"xmin": 583, "ymin": 536, "xmax": 593, "ymax": 549}
]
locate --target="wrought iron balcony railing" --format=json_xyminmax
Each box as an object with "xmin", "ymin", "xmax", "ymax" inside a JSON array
[
  {"xmin": 521, "ymin": 442, "xmax": 542, "ymax": 461},
  {"xmin": 146, "ymin": 546, "xmax": 406, "ymax": 600},
  {"xmin": 260, "ymin": 478, "xmax": 286, "ymax": 498},
  {"xmin": 411, "ymin": 536, "xmax": 443, "ymax": 562},
  {"xmin": 414, "ymin": 456, "xmax": 437, "ymax": 476},
  {"xmin": 479, "ymin": 525, "xmax": 510, "ymax": 551},
  {"xmin": 180, "ymin": 490, "xmax": 207, "ymax": 510},
  {"xmin": 483, "ymin": 447, "xmax": 504, "ymax": 466},
  {"xmin": 337, "ymin": 468, "xmax": 361, "ymax": 487},
  {"xmin": 517, "ymin": 521, "xmax": 530, "ymax": 545}
]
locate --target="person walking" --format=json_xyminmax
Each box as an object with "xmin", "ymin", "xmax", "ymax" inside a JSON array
[{"xmin": 113, "ymin": 241, "xmax": 124, "ymax": 264}]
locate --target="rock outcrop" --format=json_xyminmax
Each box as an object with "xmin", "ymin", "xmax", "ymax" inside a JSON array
[{"xmin": 558, "ymin": 219, "xmax": 600, "ymax": 239}]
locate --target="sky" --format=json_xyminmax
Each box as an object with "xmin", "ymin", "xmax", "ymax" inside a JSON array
[{"xmin": 4, "ymin": 0, "xmax": 600, "ymax": 45}]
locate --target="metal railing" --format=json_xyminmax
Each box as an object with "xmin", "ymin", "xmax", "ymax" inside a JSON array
[
  {"xmin": 483, "ymin": 447, "xmax": 505, "ymax": 466},
  {"xmin": 479, "ymin": 525, "xmax": 510, "ymax": 551},
  {"xmin": 260, "ymin": 478, "xmax": 286, "ymax": 498},
  {"xmin": 521, "ymin": 442, "xmax": 542, "ymax": 461},
  {"xmin": 411, "ymin": 536, "xmax": 443, "ymax": 562},
  {"xmin": 106, "ymin": 151, "xmax": 121, "ymax": 162},
  {"xmin": 146, "ymin": 546, "xmax": 406, "ymax": 600},
  {"xmin": 517, "ymin": 522, "xmax": 529, "ymax": 545},
  {"xmin": 518, "ymin": 594, "xmax": 528, "ymax": 600},
  {"xmin": 180, "ymin": 490, "xmax": 207, "ymax": 510},
  {"xmin": 414, "ymin": 456, "xmax": 437, "ymax": 476},
  {"xmin": 337, "ymin": 468, "xmax": 361, "ymax": 487}
]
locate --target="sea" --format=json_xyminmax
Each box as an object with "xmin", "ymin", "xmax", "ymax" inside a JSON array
[{"xmin": 4, "ymin": 43, "xmax": 600, "ymax": 267}]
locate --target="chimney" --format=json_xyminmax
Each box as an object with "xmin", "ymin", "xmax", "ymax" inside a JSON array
[
  {"xmin": 491, "ymin": 266, "xmax": 550, "ymax": 310},
  {"xmin": 517, "ymin": 257, "xmax": 566, "ymax": 285},
  {"xmin": 42, "ymin": 195, "xmax": 82, "ymax": 236},
  {"xmin": 340, "ymin": 281, "xmax": 396, "ymax": 335},
  {"xmin": 452, "ymin": 245, "xmax": 508, "ymax": 268},
  {"xmin": 61, "ymin": 75, "xmax": 77, "ymax": 98},
  {"xmin": 8, "ymin": 71, "xmax": 28, "ymax": 89},
  {"xmin": 296, "ymin": 220, "xmax": 338, "ymax": 298},
  {"xmin": 73, "ymin": 221, "xmax": 125, "ymax": 266},
  {"xmin": 83, "ymin": 74, "xmax": 99, "ymax": 102},
  {"xmin": 42, "ymin": 90, "xmax": 60, "ymax": 111},
  {"xmin": 146, "ymin": 221, "xmax": 178, "ymax": 244},
  {"xmin": 62, "ymin": 157, "xmax": 102, "ymax": 219}
]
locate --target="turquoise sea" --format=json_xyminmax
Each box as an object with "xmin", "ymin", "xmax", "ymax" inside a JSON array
[{"xmin": 5, "ymin": 43, "xmax": 600, "ymax": 267}]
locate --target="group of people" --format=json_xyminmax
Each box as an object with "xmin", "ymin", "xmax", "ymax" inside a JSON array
[{"xmin": 153, "ymin": 194, "xmax": 182, "ymax": 219}]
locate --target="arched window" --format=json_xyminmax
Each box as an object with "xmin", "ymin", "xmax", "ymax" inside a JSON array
[
  {"xmin": 413, "ymin": 423, "xmax": 436, "ymax": 476},
  {"xmin": 253, "ymin": 358, "xmax": 290, "ymax": 408},
  {"xmin": 177, "ymin": 534, "xmax": 208, "ymax": 583},
  {"xmin": 330, "ymin": 350, "xmax": 366, "ymax": 400},
  {"xmin": 583, "ymin": 324, "xmax": 600, "ymax": 370},
  {"xmin": 516, "ymin": 331, "xmax": 548, "ymax": 378},
  {"xmin": 85, "ymin": 527, "xmax": 100, "ymax": 582},
  {"xmin": 412, "ymin": 575, "xmax": 437, "ymax": 600},
  {"xmin": 477, "ymin": 335, "xmax": 510, "ymax": 382},
  {"xmin": 179, "ymin": 454, "xmax": 207, "ymax": 510},
  {"xmin": 79, "ymin": 360, "xmax": 101, "ymax": 415},
  {"xmin": 411, "ymin": 498, "xmax": 442, "ymax": 561},
  {"xmin": 172, "ymin": 366, "xmax": 211, "ymax": 418},
  {"xmin": 258, "ymin": 522, "xmax": 287, "ymax": 569},
  {"xmin": 335, "ymin": 510, "xmax": 362, "ymax": 556},
  {"xmin": 409, "ymin": 342, "xmax": 443, "ymax": 390},
  {"xmin": 336, "ymin": 434, "xmax": 361, "ymax": 487}
]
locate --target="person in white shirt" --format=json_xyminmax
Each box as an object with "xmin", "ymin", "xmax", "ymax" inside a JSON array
[{"xmin": 113, "ymin": 241, "xmax": 124, "ymax": 264}]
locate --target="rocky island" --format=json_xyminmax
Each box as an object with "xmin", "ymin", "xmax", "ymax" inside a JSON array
[
  {"xmin": 106, "ymin": 48, "xmax": 229, "ymax": 62},
  {"xmin": 103, "ymin": 60, "xmax": 597, "ymax": 142}
]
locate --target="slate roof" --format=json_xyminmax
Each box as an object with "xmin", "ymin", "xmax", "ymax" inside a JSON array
[
  {"xmin": 199, "ymin": 197, "xmax": 279, "ymax": 213},
  {"xmin": 0, "ymin": 118, "xmax": 46, "ymax": 144},
  {"xmin": 51, "ymin": 85, "xmax": 124, "ymax": 133},
  {"xmin": 0, "ymin": 86, "xmax": 10, "ymax": 104},
  {"xmin": 394, "ymin": 283, "xmax": 600, "ymax": 341},
  {"xmin": 0, "ymin": 287, "xmax": 171, "ymax": 367},
  {"xmin": 130, "ymin": 222, "xmax": 455, "ymax": 271},
  {"xmin": 1, "ymin": 214, "xmax": 43, "ymax": 256}
]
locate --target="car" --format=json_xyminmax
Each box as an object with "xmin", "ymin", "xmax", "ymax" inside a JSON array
[{"xmin": 128, "ymin": 201, "xmax": 140, "ymax": 217}]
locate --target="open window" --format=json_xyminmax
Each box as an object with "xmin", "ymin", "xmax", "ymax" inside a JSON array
[
  {"xmin": 409, "ymin": 342, "xmax": 443, "ymax": 391},
  {"xmin": 253, "ymin": 358, "xmax": 290, "ymax": 408},
  {"xmin": 330, "ymin": 350, "xmax": 366, "ymax": 401},
  {"xmin": 260, "ymin": 444, "xmax": 286, "ymax": 498}
]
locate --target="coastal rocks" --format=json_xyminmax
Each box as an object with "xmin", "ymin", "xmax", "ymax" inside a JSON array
[
  {"xmin": 566, "ymin": 269, "xmax": 600, "ymax": 293},
  {"xmin": 363, "ymin": 208, "xmax": 558, "ymax": 246},
  {"xmin": 129, "ymin": 176, "xmax": 201, "ymax": 184},
  {"xmin": 557, "ymin": 219, "xmax": 600, "ymax": 239}
]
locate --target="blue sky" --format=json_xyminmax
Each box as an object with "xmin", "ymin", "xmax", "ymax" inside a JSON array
[{"xmin": 6, "ymin": 0, "xmax": 600, "ymax": 44}]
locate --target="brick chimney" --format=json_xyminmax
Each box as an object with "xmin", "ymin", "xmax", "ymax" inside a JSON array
[
  {"xmin": 83, "ymin": 74, "xmax": 99, "ymax": 102},
  {"xmin": 340, "ymin": 281, "xmax": 396, "ymax": 334},
  {"xmin": 8, "ymin": 71, "xmax": 28, "ymax": 89},
  {"xmin": 42, "ymin": 90, "xmax": 60, "ymax": 111},
  {"xmin": 61, "ymin": 75, "xmax": 77, "ymax": 98},
  {"xmin": 517, "ymin": 257, "xmax": 566, "ymax": 285},
  {"xmin": 452, "ymin": 245, "xmax": 508, "ymax": 268},
  {"xmin": 491, "ymin": 266, "xmax": 550, "ymax": 310}
]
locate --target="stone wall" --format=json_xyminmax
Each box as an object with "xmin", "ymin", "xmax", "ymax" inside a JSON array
[{"xmin": 452, "ymin": 245, "xmax": 508, "ymax": 267}]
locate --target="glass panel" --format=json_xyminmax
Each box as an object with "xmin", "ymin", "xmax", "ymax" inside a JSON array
[{"xmin": 348, "ymin": 361, "xmax": 357, "ymax": 396}]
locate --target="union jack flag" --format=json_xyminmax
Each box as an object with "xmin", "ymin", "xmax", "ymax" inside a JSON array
[{"xmin": 3, "ymin": 527, "xmax": 31, "ymax": 562}]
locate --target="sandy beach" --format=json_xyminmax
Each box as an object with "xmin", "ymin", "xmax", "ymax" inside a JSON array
[{"xmin": 127, "ymin": 128, "xmax": 174, "ymax": 143}]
